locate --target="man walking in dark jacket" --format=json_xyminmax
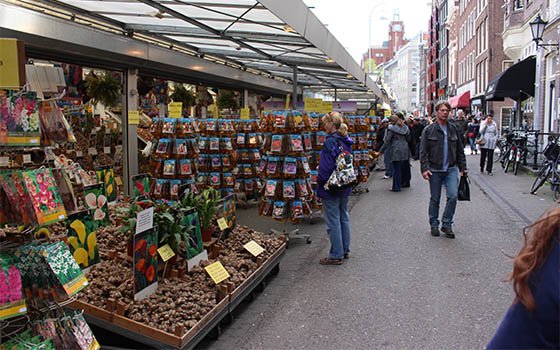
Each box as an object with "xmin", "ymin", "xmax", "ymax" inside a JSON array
[{"xmin": 420, "ymin": 101, "xmax": 468, "ymax": 238}]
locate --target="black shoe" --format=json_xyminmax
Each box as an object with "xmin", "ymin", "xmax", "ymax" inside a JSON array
[
  {"xmin": 343, "ymin": 253, "xmax": 349, "ymax": 259},
  {"xmin": 430, "ymin": 227, "xmax": 440, "ymax": 236},
  {"xmin": 441, "ymin": 227, "xmax": 455, "ymax": 239}
]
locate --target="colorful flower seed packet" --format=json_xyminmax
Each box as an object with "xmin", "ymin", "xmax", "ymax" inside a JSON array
[
  {"xmin": 43, "ymin": 241, "xmax": 89, "ymax": 297},
  {"xmin": 22, "ymin": 168, "xmax": 67, "ymax": 225},
  {"xmin": 83, "ymin": 183, "xmax": 109, "ymax": 228},
  {"xmin": 133, "ymin": 228, "xmax": 158, "ymax": 300},
  {"xmin": 66, "ymin": 210, "xmax": 100, "ymax": 270}
]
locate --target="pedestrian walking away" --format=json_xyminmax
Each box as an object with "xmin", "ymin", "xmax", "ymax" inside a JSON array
[
  {"xmin": 467, "ymin": 117, "xmax": 480, "ymax": 155},
  {"xmin": 419, "ymin": 100, "xmax": 468, "ymax": 238},
  {"xmin": 379, "ymin": 113, "xmax": 411, "ymax": 192},
  {"xmin": 316, "ymin": 112, "xmax": 353, "ymax": 265},
  {"xmin": 487, "ymin": 207, "xmax": 560, "ymax": 349},
  {"xmin": 479, "ymin": 114, "xmax": 498, "ymax": 175}
]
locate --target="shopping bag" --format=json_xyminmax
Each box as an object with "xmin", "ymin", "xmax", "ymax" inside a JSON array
[{"xmin": 458, "ymin": 175, "xmax": 470, "ymax": 201}]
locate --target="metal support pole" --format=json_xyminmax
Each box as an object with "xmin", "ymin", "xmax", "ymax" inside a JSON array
[
  {"xmin": 292, "ymin": 66, "xmax": 298, "ymax": 110},
  {"xmin": 123, "ymin": 69, "xmax": 139, "ymax": 195},
  {"xmin": 533, "ymin": 45, "xmax": 543, "ymax": 131},
  {"xmin": 334, "ymin": 88, "xmax": 338, "ymax": 102},
  {"xmin": 533, "ymin": 130, "xmax": 539, "ymax": 169},
  {"xmin": 243, "ymin": 89, "xmax": 249, "ymax": 108}
]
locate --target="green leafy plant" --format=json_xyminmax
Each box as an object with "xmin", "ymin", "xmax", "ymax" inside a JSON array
[
  {"xmin": 216, "ymin": 89, "xmax": 239, "ymax": 111},
  {"xmin": 115, "ymin": 199, "xmax": 154, "ymax": 240},
  {"xmin": 155, "ymin": 203, "xmax": 195, "ymax": 256},
  {"xmin": 196, "ymin": 188, "xmax": 221, "ymax": 230},
  {"xmin": 86, "ymin": 73, "xmax": 121, "ymax": 107},
  {"xmin": 170, "ymin": 84, "xmax": 196, "ymax": 108}
]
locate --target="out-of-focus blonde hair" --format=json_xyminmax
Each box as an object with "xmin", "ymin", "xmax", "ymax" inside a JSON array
[{"xmin": 322, "ymin": 112, "xmax": 348, "ymax": 137}]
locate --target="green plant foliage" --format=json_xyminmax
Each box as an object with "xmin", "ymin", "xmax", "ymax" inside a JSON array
[
  {"xmin": 86, "ymin": 73, "xmax": 121, "ymax": 107},
  {"xmin": 170, "ymin": 84, "xmax": 196, "ymax": 108},
  {"xmin": 216, "ymin": 89, "xmax": 239, "ymax": 111}
]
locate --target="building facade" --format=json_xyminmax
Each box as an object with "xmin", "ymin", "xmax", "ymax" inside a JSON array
[
  {"xmin": 362, "ymin": 15, "xmax": 409, "ymax": 73},
  {"xmin": 427, "ymin": 5, "xmax": 440, "ymax": 115}
]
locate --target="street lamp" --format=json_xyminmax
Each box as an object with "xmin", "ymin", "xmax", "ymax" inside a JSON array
[{"xmin": 528, "ymin": 14, "xmax": 559, "ymax": 130}]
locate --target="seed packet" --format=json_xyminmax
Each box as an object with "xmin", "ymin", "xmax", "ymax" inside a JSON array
[
  {"xmin": 189, "ymin": 138, "xmax": 200, "ymax": 155},
  {"xmin": 236, "ymin": 133, "xmax": 246, "ymax": 146},
  {"xmin": 358, "ymin": 133, "xmax": 367, "ymax": 146},
  {"xmin": 257, "ymin": 159, "xmax": 267, "ymax": 174},
  {"xmin": 209, "ymin": 172, "xmax": 221, "ymax": 187},
  {"xmin": 301, "ymin": 157, "xmax": 311, "ymax": 174},
  {"xmin": 316, "ymin": 132, "xmax": 326, "ymax": 147},
  {"xmin": 271, "ymin": 135, "xmax": 283, "ymax": 154},
  {"xmin": 206, "ymin": 119, "xmax": 217, "ymax": 133},
  {"xmin": 223, "ymin": 173, "xmax": 234, "ymax": 187},
  {"xmin": 156, "ymin": 138, "xmax": 171, "ymax": 156},
  {"xmin": 163, "ymin": 159, "xmax": 176, "ymax": 177},
  {"xmin": 255, "ymin": 178, "xmax": 264, "ymax": 192},
  {"xmin": 283, "ymin": 157, "xmax": 297, "ymax": 175},
  {"xmin": 248, "ymin": 133, "xmax": 258, "ymax": 147},
  {"xmin": 5, "ymin": 94, "xmax": 42, "ymax": 146},
  {"xmin": 233, "ymin": 164, "xmax": 241, "ymax": 176},
  {"xmin": 132, "ymin": 174, "xmax": 151, "ymax": 199},
  {"xmin": 252, "ymin": 149, "xmax": 261, "ymax": 161},
  {"xmin": 274, "ymin": 111, "xmax": 287, "ymax": 130},
  {"xmin": 297, "ymin": 179, "xmax": 309, "ymax": 197},
  {"xmin": 310, "ymin": 170, "xmax": 318, "ymax": 185},
  {"xmin": 264, "ymin": 180, "xmax": 278, "ymax": 197},
  {"xmin": 222, "ymin": 155, "xmax": 231, "ymax": 168},
  {"xmin": 179, "ymin": 159, "xmax": 193, "ymax": 176},
  {"xmin": 309, "ymin": 113, "xmax": 319, "ymax": 130},
  {"xmin": 22, "ymin": 168, "xmax": 67, "ymax": 225},
  {"xmin": 196, "ymin": 155, "xmax": 207, "ymax": 172},
  {"xmin": 272, "ymin": 201, "xmax": 286, "ymax": 220},
  {"xmin": 162, "ymin": 118, "xmax": 176, "ymax": 135},
  {"xmin": 259, "ymin": 198, "xmax": 273, "ymax": 216},
  {"xmin": 133, "ymin": 228, "xmax": 158, "ymax": 300},
  {"xmin": 234, "ymin": 179, "xmax": 244, "ymax": 192},
  {"xmin": 292, "ymin": 111, "xmax": 305, "ymax": 131},
  {"xmin": 303, "ymin": 133, "xmax": 313, "ymax": 151},
  {"xmin": 153, "ymin": 179, "xmax": 168, "ymax": 198},
  {"xmin": 240, "ymin": 149, "xmax": 250, "ymax": 162},
  {"xmin": 245, "ymin": 178, "xmax": 254, "ymax": 192},
  {"xmin": 291, "ymin": 200, "xmax": 304, "ymax": 220},
  {"xmin": 211, "ymin": 156, "xmax": 221, "ymax": 170},
  {"xmin": 66, "ymin": 209, "xmax": 99, "ymax": 270},
  {"xmin": 174, "ymin": 139, "xmax": 188, "ymax": 156},
  {"xmin": 196, "ymin": 173, "xmax": 208, "ymax": 187},
  {"xmin": 290, "ymin": 134, "xmax": 304, "ymax": 153},
  {"xmin": 267, "ymin": 157, "xmax": 279, "ymax": 176},
  {"xmin": 283, "ymin": 180, "xmax": 295, "ymax": 198},
  {"xmin": 43, "ymin": 241, "xmax": 89, "ymax": 297},
  {"xmin": 198, "ymin": 137, "xmax": 208, "ymax": 152},
  {"xmin": 170, "ymin": 179, "xmax": 181, "ymax": 200},
  {"xmin": 149, "ymin": 117, "xmax": 159, "ymax": 135},
  {"xmin": 209, "ymin": 137, "xmax": 220, "ymax": 152},
  {"xmin": 223, "ymin": 138, "xmax": 234, "ymax": 151},
  {"xmin": 0, "ymin": 257, "xmax": 27, "ymax": 321}
]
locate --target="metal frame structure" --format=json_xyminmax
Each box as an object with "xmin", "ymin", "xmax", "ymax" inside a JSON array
[{"xmin": 0, "ymin": 0, "xmax": 388, "ymax": 101}]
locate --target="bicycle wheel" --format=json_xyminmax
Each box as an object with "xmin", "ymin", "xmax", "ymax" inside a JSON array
[
  {"xmin": 530, "ymin": 164, "xmax": 551, "ymax": 194},
  {"xmin": 513, "ymin": 158, "xmax": 520, "ymax": 175},
  {"xmin": 504, "ymin": 155, "xmax": 512, "ymax": 173}
]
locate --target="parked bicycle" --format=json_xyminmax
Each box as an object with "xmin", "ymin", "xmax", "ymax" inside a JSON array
[{"xmin": 530, "ymin": 135, "xmax": 560, "ymax": 200}]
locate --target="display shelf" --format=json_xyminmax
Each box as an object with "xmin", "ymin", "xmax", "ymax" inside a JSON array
[{"xmin": 68, "ymin": 242, "xmax": 286, "ymax": 350}]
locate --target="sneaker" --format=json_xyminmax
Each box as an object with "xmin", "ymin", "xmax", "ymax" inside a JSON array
[
  {"xmin": 430, "ymin": 227, "xmax": 440, "ymax": 236},
  {"xmin": 319, "ymin": 257, "xmax": 343, "ymax": 265},
  {"xmin": 382, "ymin": 175, "xmax": 391, "ymax": 179},
  {"xmin": 487, "ymin": 171, "xmax": 493, "ymax": 176},
  {"xmin": 441, "ymin": 227, "xmax": 455, "ymax": 239}
]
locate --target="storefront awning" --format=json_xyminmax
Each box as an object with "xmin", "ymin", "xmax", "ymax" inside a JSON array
[
  {"xmin": 449, "ymin": 91, "xmax": 470, "ymax": 108},
  {"xmin": 485, "ymin": 56, "xmax": 535, "ymax": 101}
]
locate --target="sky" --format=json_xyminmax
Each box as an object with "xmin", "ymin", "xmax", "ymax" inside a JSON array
[{"xmin": 303, "ymin": 0, "xmax": 432, "ymax": 62}]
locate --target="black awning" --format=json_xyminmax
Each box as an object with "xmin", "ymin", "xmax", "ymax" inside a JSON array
[{"xmin": 485, "ymin": 55, "xmax": 536, "ymax": 101}]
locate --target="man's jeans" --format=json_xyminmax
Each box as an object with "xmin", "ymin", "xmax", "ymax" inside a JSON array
[
  {"xmin": 428, "ymin": 166, "xmax": 459, "ymax": 229},
  {"xmin": 323, "ymin": 195, "xmax": 351, "ymax": 259}
]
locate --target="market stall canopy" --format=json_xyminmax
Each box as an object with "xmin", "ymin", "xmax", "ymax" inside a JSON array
[
  {"xmin": 485, "ymin": 56, "xmax": 536, "ymax": 101},
  {"xmin": 449, "ymin": 91, "xmax": 470, "ymax": 108},
  {"xmin": 0, "ymin": 0, "xmax": 388, "ymax": 101}
]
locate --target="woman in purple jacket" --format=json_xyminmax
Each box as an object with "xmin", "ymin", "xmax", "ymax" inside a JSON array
[
  {"xmin": 487, "ymin": 208, "xmax": 559, "ymax": 349},
  {"xmin": 317, "ymin": 112, "xmax": 354, "ymax": 265}
]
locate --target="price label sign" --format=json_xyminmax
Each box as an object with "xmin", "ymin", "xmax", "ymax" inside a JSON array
[
  {"xmin": 321, "ymin": 101, "xmax": 333, "ymax": 113},
  {"xmin": 304, "ymin": 97, "xmax": 322, "ymax": 112},
  {"xmin": 157, "ymin": 244, "xmax": 176, "ymax": 262},
  {"xmin": 217, "ymin": 217, "xmax": 229, "ymax": 231},
  {"xmin": 22, "ymin": 154, "xmax": 31, "ymax": 164},
  {"xmin": 243, "ymin": 240, "xmax": 265, "ymax": 257},
  {"xmin": 240, "ymin": 107, "xmax": 250, "ymax": 120},
  {"xmin": 285, "ymin": 94, "xmax": 291, "ymax": 110},
  {"xmin": 0, "ymin": 157, "xmax": 9, "ymax": 167},
  {"xmin": 115, "ymin": 176, "xmax": 123, "ymax": 186},
  {"xmin": 204, "ymin": 261, "xmax": 230, "ymax": 284},
  {"xmin": 169, "ymin": 102, "xmax": 183, "ymax": 118},
  {"xmin": 103, "ymin": 146, "xmax": 111, "ymax": 154},
  {"xmin": 88, "ymin": 147, "xmax": 98, "ymax": 156},
  {"xmin": 76, "ymin": 151, "xmax": 83, "ymax": 158},
  {"xmin": 128, "ymin": 111, "xmax": 139, "ymax": 125}
]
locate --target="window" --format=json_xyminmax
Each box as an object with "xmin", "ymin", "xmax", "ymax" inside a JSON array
[{"xmin": 514, "ymin": 0, "xmax": 523, "ymax": 10}]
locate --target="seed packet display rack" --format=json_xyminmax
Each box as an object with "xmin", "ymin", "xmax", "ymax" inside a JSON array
[
  {"xmin": 148, "ymin": 116, "xmax": 200, "ymax": 201},
  {"xmin": 345, "ymin": 115, "xmax": 372, "ymax": 194},
  {"xmin": 258, "ymin": 110, "xmax": 314, "ymax": 244},
  {"xmin": 234, "ymin": 119, "xmax": 264, "ymax": 206},
  {"xmin": 197, "ymin": 118, "xmax": 237, "ymax": 196}
]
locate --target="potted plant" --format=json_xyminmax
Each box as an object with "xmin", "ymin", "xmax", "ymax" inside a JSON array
[
  {"xmin": 170, "ymin": 84, "xmax": 195, "ymax": 115},
  {"xmin": 154, "ymin": 203, "xmax": 195, "ymax": 265},
  {"xmin": 86, "ymin": 72, "xmax": 121, "ymax": 108},
  {"xmin": 216, "ymin": 89, "xmax": 239, "ymax": 112},
  {"xmin": 196, "ymin": 188, "xmax": 220, "ymax": 242},
  {"xmin": 115, "ymin": 199, "xmax": 154, "ymax": 257}
]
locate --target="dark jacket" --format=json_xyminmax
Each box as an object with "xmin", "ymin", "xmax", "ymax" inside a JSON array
[
  {"xmin": 380, "ymin": 124, "xmax": 410, "ymax": 162},
  {"xmin": 375, "ymin": 125, "xmax": 387, "ymax": 151},
  {"xmin": 419, "ymin": 121, "xmax": 467, "ymax": 173},
  {"xmin": 487, "ymin": 238, "xmax": 559, "ymax": 349},
  {"xmin": 317, "ymin": 132, "xmax": 354, "ymax": 200}
]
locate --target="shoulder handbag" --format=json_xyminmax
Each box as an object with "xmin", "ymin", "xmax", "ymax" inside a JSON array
[
  {"xmin": 458, "ymin": 174, "xmax": 470, "ymax": 201},
  {"xmin": 324, "ymin": 139, "xmax": 357, "ymax": 192}
]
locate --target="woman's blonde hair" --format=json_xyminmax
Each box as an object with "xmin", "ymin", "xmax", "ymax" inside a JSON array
[{"xmin": 322, "ymin": 112, "xmax": 348, "ymax": 136}]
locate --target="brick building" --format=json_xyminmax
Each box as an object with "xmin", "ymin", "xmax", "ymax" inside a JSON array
[{"xmin": 362, "ymin": 16, "xmax": 409, "ymax": 71}]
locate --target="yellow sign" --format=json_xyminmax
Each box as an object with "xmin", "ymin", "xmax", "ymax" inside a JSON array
[
  {"xmin": 240, "ymin": 107, "xmax": 250, "ymax": 120},
  {"xmin": 168, "ymin": 102, "xmax": 183, "ymax": 118},
  {"xmin": 0, "ymin": 300, "xmax": 27, "ymax": 320},
  {"xmin": 369, "ymin": 109, "xmax": 376, "ymax": 116},
  {"xmin": 304, "ymin": 98, "xmax": 323, "ymax": 112},
  {"xmin": 157, "ymin": 244, "xmax": 176, "ymax": 262},
  {"xmin": 217, "ymin": 217, "xmax": 229, "ymax": 231},
  {"xmin": 285, "ymin": 94, "xmax": 291, "ymax": 110},
  {"xmin": 321, "ymin": 101, "xmax": 333, "ymax": 113},
  {"xmin": 384, "ymin": 110, "xmax": 391, "ymax": 117},
  {"xmin": 128, "ymin": 111, "xmax": 139, "ymax": 125},
  {"xmin": 204, "ymin": 261, "xmax": 230, "ymax": 284},
  {"xmin": 243, "ymin": 240, "xmax": 265, "ymax": 257},
  {"xmin": 208, "ymin": 104, "xmax": 219, "ymax": 118},
  {"xmin": 115, "ymin": 176, "xmax": 123, "ymax": 186},
  {"xmin": 0, "ymin": 39, "xmax": 25, "ymax": 89}
]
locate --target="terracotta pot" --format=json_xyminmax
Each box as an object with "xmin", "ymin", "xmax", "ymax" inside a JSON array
[{"xmin": 202, "ymin": 228, "xmax": 213, "ymax": 242}]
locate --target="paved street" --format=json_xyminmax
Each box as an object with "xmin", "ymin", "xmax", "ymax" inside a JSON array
[{"xmin": 198, "ymin": 153, "xmax": 558, "ymax": 350}]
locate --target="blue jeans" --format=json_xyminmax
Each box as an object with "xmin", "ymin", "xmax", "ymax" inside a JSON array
[
  {"xmin": 469, "ymin": 137, "xmax": 477, "ymax": 153},
  {"xmin": 392, "ymin": 161, "xmax": 403, "ymax": 191},
  {"xmin": 323, "ymin": 195, "xmax": 351, "ymax": 259},
  {"xmin": 428, "ymin": 166, "xmax": 459, "ymax": 229}
]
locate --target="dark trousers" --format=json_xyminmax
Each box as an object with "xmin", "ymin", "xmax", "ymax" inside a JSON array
[
  {"xmin": 392, "ymin": 160, "xmax": 408, "ymax": 191},
  {"xmin": 480, "ymin": 148, "xmax": 494, "ymax": 173},
  {"xmin": 401, "ymin": 161, "xmax": 411, "ymax": 187}
]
